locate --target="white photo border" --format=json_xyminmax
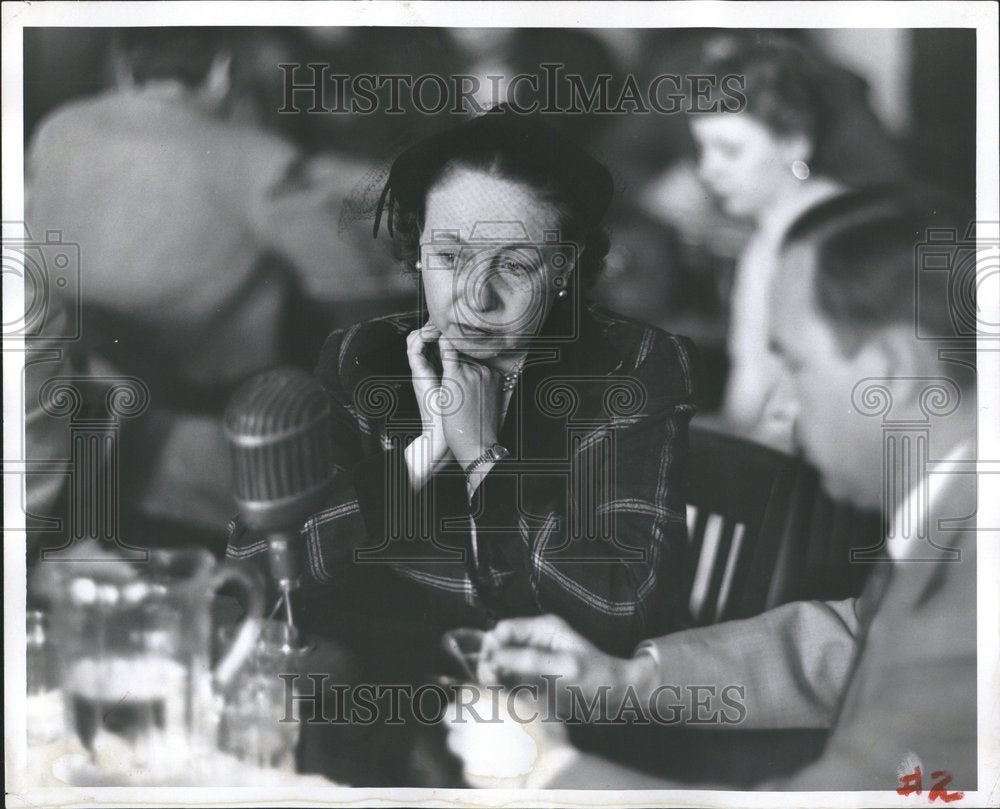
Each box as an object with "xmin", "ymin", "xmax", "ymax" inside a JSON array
[{"xmin": 4, "ymin": 3, "xmax": 998, "ymax": 808}]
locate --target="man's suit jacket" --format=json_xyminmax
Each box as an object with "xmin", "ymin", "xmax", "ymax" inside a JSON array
[{"xmin": 553, "ymin": 467, "xmax": 977, "ymax": 790}]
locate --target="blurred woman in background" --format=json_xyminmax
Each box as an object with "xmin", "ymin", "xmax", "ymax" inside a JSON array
[{"xmin": 689, "ymin": 36, "xmax": 848, "ymax": 449}]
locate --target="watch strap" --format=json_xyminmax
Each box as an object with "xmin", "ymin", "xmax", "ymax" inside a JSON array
[{"xmin": 466, "ymin": 442, "xmax": 509, "ymax": 475}]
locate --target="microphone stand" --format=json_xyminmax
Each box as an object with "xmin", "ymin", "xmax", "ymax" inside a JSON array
[{"xmin": 266, "ymin": 534, "xmax": 311, "ymax": 654}]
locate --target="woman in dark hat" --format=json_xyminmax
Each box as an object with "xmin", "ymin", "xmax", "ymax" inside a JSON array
[{"xmin": 229, "ymin": 105, "xmax": 698, "ymax": 660}]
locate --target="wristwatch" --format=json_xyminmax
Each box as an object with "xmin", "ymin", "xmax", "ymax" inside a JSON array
[{"xmin": 466, "ymin": 442, "xmax": 510, "ymax": 475}]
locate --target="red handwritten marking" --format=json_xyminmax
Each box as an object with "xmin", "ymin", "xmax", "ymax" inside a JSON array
[
  {"xmin": 897, "ymin": 766, "xmax": 964, "ymax": 803},
  {"xmin": 102, "ymin": 691, "xmax": 131, "ymax": 724},
  {"xmin": 929, "ymin": 770, "xmax": 964, "ymax": 803},
  {"xmin": 898, "ymin": 765, "xmax": 923, "ymax": 796}
]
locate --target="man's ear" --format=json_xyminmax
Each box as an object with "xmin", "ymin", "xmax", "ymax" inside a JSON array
[{"xmin": 860, "ymin": 325, "xmax": 934, "ymax": 404}]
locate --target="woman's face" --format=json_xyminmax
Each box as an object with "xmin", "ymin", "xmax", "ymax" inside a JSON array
[
  {"xmin": 690, "ymin": 113, "xmax": 806, "ymax": 219},
  {"xmin": 419, "ymin": 167, "xmax": 570, "ymax": 362}
]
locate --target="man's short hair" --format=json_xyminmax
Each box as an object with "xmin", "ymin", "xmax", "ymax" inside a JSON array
[
  {"xmin": 783, "ymin": 186, "xmax": 975, "ymax": 356},
  {"xmin": 114, "ymin": 28, "xmax": 231, "ymax": 89}
]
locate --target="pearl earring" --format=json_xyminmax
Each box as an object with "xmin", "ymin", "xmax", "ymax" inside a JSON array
[
  {"xmin": 414, "ymin": 260, "xmax": 423, "ymax": 271},
  {"xmin": 791, "ymin": 160, "xmax": 810, "ymax": 181},
  {"xmin": 557, "ymin": 288, "xmax": 568, "ymax": 299}
]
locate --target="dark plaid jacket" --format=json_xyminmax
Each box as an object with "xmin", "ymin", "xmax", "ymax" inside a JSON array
[{"xmin": 228, "ymin": 302, "xmax": 698, "ymax": 654}]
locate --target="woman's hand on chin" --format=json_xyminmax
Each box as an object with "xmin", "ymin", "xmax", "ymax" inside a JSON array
[
  {"xmin": 439, "ymin": 334, "xmax": 505, "ymax": 470},
  {"xmin": 405, "ymin": 322, "xmax": 451, "ymax": 487}
]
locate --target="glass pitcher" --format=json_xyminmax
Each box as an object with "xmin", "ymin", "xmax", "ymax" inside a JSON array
[
  {"xmin": 46, "ymin": 546, "xmax": 264, "ymax": 782},
  {"xmin": 219, "ymin": 620, "xmax": 306, "ymax": 772}
]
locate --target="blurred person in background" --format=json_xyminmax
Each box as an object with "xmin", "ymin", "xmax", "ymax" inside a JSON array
[
  {"xmin": 446, "ymin": 28, "xmax": 618, "ymax": 148},
  {"xmin": 262, "ymin": 27, "xmax": 462, "ymax": 161},
  {"xmin": 18, "ymin": 297, "xmax": 88, "ymax": 564},
  {"xmin": 638, "ymin": 32, "xmax": 910, "ymax": 432},
  {"xmin": 25, "ymin": 28, "xmax": 406, "ymax": 540},
  {"xmin": 688, "ymin": 36, "xmax": 848, "ymax": 450},
  {"xmin": 444, "ymin": 189, "xmax": 977, "ymax": 791},
  {"xmin": 587, "ymin": 206, "xmax": 688, "ymax": 333}
]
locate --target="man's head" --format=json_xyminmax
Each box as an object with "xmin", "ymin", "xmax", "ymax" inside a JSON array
[
  {"xmin": 113, "ymin": 28, "xmax": 232, "ymax": 103},
  {"xmin": 768, "ymin": 189, "xmax": 973, "ymax": 507}
]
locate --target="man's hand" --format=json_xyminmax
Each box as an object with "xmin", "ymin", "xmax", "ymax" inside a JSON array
[{"xmin": 480, "ymin": 614, "xmax": 659, "ymax": 723}]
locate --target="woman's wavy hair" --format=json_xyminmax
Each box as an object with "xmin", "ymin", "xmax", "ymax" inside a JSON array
[
  {"xmin": 372, "ymin": 104, "xmax": 614, "ymax": 291},
  {"xmin": 702, "ymin": 34, "xmax": 834, "ymax": 170}
]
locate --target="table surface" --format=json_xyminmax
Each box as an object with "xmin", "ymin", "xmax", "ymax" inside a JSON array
[{"xmin": 26, "ymin": 735, "xmax": 342, "ymax": 788}]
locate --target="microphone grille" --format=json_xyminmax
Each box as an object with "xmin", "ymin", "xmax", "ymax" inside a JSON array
[{"xmin": 224, "ymin": 368, "xmax": 335, "ymax": 529}]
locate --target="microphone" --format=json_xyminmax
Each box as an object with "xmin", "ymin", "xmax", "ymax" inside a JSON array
[{"xmin": 224, "ymin": 367, "xmax": 335, "ymax": 638}]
